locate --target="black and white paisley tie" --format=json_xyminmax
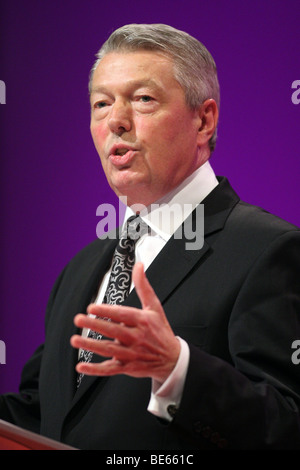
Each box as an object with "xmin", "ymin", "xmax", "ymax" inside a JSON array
[{"xmin": 76, "ymin": 215, "xmax": 148, "ymax": 388}]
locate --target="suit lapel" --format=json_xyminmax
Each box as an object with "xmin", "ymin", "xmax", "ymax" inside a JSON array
[{"xmin": 129, "ymin": 177, "xmax": 240, "ymax": 312}]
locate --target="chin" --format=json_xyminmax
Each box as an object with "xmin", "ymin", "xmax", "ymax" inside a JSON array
[{"xmin": 111, "ymin": 173, "xmax": 147, "ymax": 194}]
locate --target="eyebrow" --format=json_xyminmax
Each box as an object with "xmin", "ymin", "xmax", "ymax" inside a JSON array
[{"xmin": 90, "ymin": 78, "xmax": 162, "ymax": 96}]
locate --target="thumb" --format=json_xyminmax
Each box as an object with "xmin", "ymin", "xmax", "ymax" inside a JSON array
[{"xmin": 132, "ymin": 262, "xmax": 164, "ymax": 313}]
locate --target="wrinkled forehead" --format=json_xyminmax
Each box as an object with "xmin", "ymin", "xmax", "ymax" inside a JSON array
[
  {"xmin": 90, "ymin": 50, "xmax": 180, "ymax": 94},
  {"xmin": 89, "ymin": 49, "xmax": 177, "ymax": 91}
]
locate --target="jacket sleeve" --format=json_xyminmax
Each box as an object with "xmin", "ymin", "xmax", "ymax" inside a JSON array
[{"xmin": 169, "ymin": 230, "xmax": 300, "ymax": 449}]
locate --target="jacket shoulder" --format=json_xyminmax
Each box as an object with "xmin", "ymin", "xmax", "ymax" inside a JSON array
[{"xmin": 230, "ymin": 200, "xmax": 299, "ymax": 237}]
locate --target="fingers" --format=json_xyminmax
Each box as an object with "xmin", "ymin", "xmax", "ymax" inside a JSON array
[
  {"xmin": 70, "ymin": 262, "xmax": 179, "ymax": 381},
  {"xmin": 71, "ymin": 334, "xmax": 156, "ymax": 363},
  {"xmin": 75, "ymin": 357, "xmax": 161, "ymax": 378},
  {"xmin": 71, "ymin": 330, "xmax": 159, "ymax": 380},
  {"xmin": 73, "ymin": 313, "xmax": 137, "ymax": 345},
  {"xmin": 83, "ymin": 305, "xmax": 142, "ymax": 328},
  {"xmin": 75, "ymin": 358, "xmax": 122, "ymax": 377}
]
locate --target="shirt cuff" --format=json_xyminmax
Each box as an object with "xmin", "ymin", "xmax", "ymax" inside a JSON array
[{"xmin": 147, "ymin": 337, "xmax": 190, "ymax": 422}]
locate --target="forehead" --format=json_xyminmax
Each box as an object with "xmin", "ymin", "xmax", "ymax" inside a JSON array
[{"xmin": 91, "ymin": 50, "xmax": 180, "ymax": 91}]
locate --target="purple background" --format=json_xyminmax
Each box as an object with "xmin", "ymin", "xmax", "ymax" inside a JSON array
[{"xmin": 0, "ymin": 0, "xmax": 299, "ymax": 394}]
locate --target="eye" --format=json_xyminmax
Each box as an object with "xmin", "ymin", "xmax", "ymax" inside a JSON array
[
  {"xmin": 139, "ymin": 95, "xmax": 153, "ymax": 103},
  {"xmin": 94, "ymin": 101, "xmax": 108, "ymax": 109},
  {"xmin": 134, "ymin": 94, "xmax": 157, "ymax": 113}
]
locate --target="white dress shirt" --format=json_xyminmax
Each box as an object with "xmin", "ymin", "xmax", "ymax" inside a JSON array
[{"xmin": 90, "ymin": 161, "xmax": 218, "ymax": 421}]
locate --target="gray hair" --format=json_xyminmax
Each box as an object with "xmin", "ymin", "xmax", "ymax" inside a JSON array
[{"xmin": 89, "ymin": 24, "xmax": 220, "ymax": 153}]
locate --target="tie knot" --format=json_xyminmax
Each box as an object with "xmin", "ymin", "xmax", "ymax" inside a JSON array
[{"xmin": 123, "ymin": 215, "xmax": 149, "ymax": 241}]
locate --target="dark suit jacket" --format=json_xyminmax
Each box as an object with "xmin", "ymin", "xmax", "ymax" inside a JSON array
[{"xmin": 1, "ymin": 177, "xmax": 300, "ymax": 449}]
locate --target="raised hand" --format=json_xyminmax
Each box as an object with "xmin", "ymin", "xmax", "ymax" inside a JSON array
[{"xmin": 70, "ymin": 262, "xmax": 181, "ymax": 383}]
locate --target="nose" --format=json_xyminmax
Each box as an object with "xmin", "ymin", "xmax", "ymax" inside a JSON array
[{"xmin": 108, "ymin": 99, "xmax": 132, "ymax": 135}]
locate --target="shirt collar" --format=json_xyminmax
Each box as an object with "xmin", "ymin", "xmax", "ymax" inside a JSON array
[{"xmin": 122, "ymin": 161, "xmax": 218, "ymax": 241}]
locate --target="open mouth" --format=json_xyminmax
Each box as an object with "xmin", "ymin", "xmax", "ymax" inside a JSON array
[
  {"xmin": 114, "ymin": 148, "xmax": 129, "ymax": 156},
  {"xmin": 109, "ymin": 147, "xmax": 137, "ymax": 167}
]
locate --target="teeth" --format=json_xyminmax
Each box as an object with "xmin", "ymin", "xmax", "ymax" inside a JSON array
[{"xmin": 115, "ymin": 148, "xmax": 128, "ymax": 156}]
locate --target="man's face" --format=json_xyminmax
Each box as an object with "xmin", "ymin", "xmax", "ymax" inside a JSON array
[{"xmin": 90, "ymin": 51, "xmax": 205, "ymax": 207}]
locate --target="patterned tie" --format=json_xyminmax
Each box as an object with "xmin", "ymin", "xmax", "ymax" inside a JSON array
[{"xmin": 76, "ymin": 215, "xmax": 148, "ymax": 387}]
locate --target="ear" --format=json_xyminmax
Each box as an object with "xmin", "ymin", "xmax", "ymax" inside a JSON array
[{"xmin": 196, "ymin": 99, "xmax": 219, "ymax": 147}]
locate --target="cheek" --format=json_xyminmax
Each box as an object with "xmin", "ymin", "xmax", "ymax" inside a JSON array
[
  {"xmin": 136, "ymin": 116, "xmax": 178, "ymax": 153},
  {"xmin": 136, "ymin": 118, "xmax": 185, "ymax": 174},
  {"xmin": 90, "ymin": 123, "xmax": 108, "ymax": 152}
]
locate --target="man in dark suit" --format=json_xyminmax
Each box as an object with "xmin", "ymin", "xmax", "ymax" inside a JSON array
[{"xmin": 1, "ymin": 24, "xmax": 300, "ymax": 450}]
